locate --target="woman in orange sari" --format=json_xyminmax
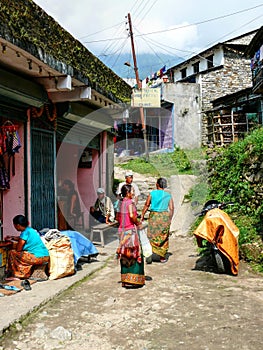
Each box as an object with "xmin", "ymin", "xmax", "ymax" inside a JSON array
[{"xmin": 5, "ymin": 215, "xmax": 49, "ymax": 280}]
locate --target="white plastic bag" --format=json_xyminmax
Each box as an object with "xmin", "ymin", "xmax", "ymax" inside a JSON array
[{"xmin": 138, "ymin": 227, "xmax": 152, "ymax": 258}]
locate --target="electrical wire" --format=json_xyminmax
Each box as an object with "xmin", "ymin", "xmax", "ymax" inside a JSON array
[
  {"xmin": 132, "ymin": 0, "xmax": 146, "ymax": 18},
  {"xmin": 129, "ymin": 0, "xmax": 141, "ymax": 13},
  {"xmin": 110, "ymin": 39, "xmax": 130, "ymax": 69},
  {"xmin": 129, "ymin": 10, "xmax": 263, "ymax": 79},
  {"xmin": 134, "ymin": 0, "xmax": 159, "ymax": 27},
  {"xmin": 136, "ymin": 4, "xmax": 263, "ymax": 38},
  {"xmin": 203, "ymin": 13, "xmax": 263, "ymax": 49},
  {"xmin": 79, "ymin": 21, "xmax": 125, "ymax": 39},
  {"xmin": 98, "ymin": 21, "xmax": 128, "ymax": 63},
  {"xmin": 83, "ymin": 4, "xmax": 263, "ymax": 44}
]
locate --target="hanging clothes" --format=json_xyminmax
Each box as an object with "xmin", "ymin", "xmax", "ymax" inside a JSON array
[
  {"xmin": 0, "ymin": 121, "xmax": 22, "ymax": 184},
  {"xmin": 0, "ymin": 155, "xmax": 10, "ymax": 190}
]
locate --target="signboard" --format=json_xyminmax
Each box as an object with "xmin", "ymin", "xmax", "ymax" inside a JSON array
[{"xmin": 131, "ymin": 88, "xmax": 160, "ymax": 108}]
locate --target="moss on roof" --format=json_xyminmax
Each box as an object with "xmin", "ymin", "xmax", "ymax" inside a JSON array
[{"xmin": 0, "ymin": 0, "xmax": 131, "ymax": 103}]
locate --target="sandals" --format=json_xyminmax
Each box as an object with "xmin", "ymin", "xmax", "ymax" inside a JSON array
[
  {"xmin": 21, "ymin": 279, "xmax": 32, "ymax": 291},
  {"xmin": 146, "ymin": 256, "xmax": 152, "ymax": 264}
]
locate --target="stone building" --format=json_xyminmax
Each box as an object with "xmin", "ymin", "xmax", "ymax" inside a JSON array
[{"xmin": 163, "ymin": 29, "xmax": 259, "ymax": 145}]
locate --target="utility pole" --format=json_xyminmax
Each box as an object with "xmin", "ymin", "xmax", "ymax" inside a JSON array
[{"xmin": 127, "ymin": 13, "xmax": 149, "ymax": 162}]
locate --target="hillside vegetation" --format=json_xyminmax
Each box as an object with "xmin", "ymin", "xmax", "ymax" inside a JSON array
[{"xmin": 206, "ymin": 127, "xmax": 263, "ymax": 271}]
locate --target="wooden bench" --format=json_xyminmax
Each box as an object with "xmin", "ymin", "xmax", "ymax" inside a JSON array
[{"xmin": 90, "ymin": 221, "xmax": 119, "ymax": 247}]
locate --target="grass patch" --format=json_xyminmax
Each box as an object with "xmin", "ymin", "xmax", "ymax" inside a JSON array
[{"xmin": 118, "ymin": 147, "xmax": 206, "ymax": 177}]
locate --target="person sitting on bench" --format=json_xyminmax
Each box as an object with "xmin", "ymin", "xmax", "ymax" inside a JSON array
[{"xmin": 90, "ymin": 188, "xmax": 115, "ymax": 224}]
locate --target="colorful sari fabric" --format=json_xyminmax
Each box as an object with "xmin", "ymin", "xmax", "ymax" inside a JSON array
[
  {"xmin": 147, "ymin": 211, "xmax": 170, "ymax": 258},
  {"xmin": 7, "ymin": 250, "xmax": 49, "ymax": 279},
  {"xmin": 116, "ymin": 198, "xmax": 145, "ymax": 287},
  {"xmin": 117, "ymin": 228, "xmax": 145, "ymax": 287}
]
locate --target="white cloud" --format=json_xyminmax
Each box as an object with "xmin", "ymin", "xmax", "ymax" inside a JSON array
[{"xmin": 33, "ymin": 0, "xmax": 263, "ymax": 58}]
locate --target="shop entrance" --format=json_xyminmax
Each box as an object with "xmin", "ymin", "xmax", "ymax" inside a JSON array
[{"xmin": 31, "ymin": 128, "xmax": 56, "ymax": 230}]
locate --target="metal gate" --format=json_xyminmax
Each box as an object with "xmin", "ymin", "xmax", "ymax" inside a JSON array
[{"xmin": 31, "ymin": 128, "xmax": 56, "ymax": 230}]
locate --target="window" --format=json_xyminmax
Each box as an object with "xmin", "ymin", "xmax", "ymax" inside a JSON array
[
  {"xmin": 192, "ymin": 61, "xmax": 200, "ymax": 74},
  {"xmin": 78, "ymin": 148, "xmax": 92, "ymax": 168},
  {"xmin": 180, "ymin": 67, "xmax": 187, "ymax": 79},
  {"xmin": 207, "ymin": 54, "xmax": 214, "ymax": 69}
]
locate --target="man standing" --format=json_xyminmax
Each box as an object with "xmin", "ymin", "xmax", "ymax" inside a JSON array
[
  {"xmin": 116, "ymin": 171, "xmax": 140, "ymax": 205},
  {"xmin": 90, "ymin": 188, "xmax": 115, "ymax": 224}
]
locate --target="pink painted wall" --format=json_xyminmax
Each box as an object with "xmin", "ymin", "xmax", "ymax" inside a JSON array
[
  {"xmin": 2, "ymin": 125, "xmax": 108, "ymax": 236},
  {"xmin": 56, "ymin": 135, "xmax": 107, "ymax": 228},
  {"xmin": 3, "ymin": 123, "xmax": 25, "ymax": 238}
]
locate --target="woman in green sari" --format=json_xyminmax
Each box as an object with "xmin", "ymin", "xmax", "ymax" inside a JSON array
[
  {"xmin": 116, "ymin": 184, "xmax": 145, "ymax": 288},
  {"xmin": 141, "ymin": 178, "xmax": 174, "ymax": 263}
]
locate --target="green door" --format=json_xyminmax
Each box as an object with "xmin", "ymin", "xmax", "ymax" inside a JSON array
[{"xmin": 31, "ymin": 128, "xmax": 56, "ymax": 230}]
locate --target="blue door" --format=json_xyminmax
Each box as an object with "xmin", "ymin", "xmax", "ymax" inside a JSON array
[{"xmin": 31, "ymin": 128, "xmax": 56, "ymax": 230}]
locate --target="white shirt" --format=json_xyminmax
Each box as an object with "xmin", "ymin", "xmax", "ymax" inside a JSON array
[
  {"xmin": 116, "ymin": 181, "xmax": 140, "ymax": 198},
  {"xmin": 95, "ymin": 196, "xmax": 115, "ymax": 222}
]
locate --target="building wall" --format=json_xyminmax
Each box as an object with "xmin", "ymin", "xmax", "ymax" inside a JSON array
[
  {"xmin": 173, "ymin": 47, "xmax": 225, "ymax": 81},
  {"xmin": 201, "ymin": 48, "xmax": 252, "ymax": 111},
  {"xmin": 57, "ymin": 141, "xmax": 103, "ymax": 228},
  {"xmin": 3, "ymin": 123, "xmax": 25, "ymax": 236},
  {"xmin": 163, "ymin": 83, "xmax": 202, "ymax": 149}
]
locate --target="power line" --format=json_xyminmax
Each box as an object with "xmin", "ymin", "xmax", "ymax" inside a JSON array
[
  {"xmin": 110, "ymin": 39, "xmax": 129, "ymax": 69},
  {"xmin": 79, "ymin": 21, "xmax": 125, "ymax": 39},
  {"xmin": 129, "ymin": 0, "xmax": 141, "ymax": 13},
  {"xmin": 204, "ymin": 13, "xmax": 263, "ymax": 49},
  {"xmin": 98, "ymin": 21, "xmax": 127, "ymax": 62},
  {"xmin": 83, "ymin": 4, "xmax": 263, "ymax": 44},
  {"xmin": 132, "ymin": 0, "xmax": 146, "ymax": 18},
  {"xmin": 134, "ymin": 0, "xmax": 159, "ymax": 27},
  {"xmin": 136, "ymin": 4, "xmax": 263, "ymax": 38},
  {"xmin": 134, "ymin": 13, "xmax": 263, "ymax": 78}
]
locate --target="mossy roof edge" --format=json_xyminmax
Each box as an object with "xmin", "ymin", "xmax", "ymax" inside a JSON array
[{"xmin": 0, "ymin": 0, "xmax": 131, "ymax": 103}]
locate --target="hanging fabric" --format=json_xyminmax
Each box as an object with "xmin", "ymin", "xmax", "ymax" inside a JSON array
[
  {"xmin": 0, "ymin": 120, "xmax": 22, "ymax": 182},
  {"xmin": 0, "ymin": 155, "xmax": 10, "ymax": 190},
  {"xmin": 12, "ymin": 130, "xmax": 21, "ymax": 154}
]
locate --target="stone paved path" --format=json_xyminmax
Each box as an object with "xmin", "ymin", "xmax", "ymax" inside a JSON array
[{"xmin": 0, "ymin": 170, "xmax": 262, "ymax": 350}]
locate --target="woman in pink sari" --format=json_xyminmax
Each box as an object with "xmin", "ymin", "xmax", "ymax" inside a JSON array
[{"xmin": 116, "ymin": 184, "xmax": 145, "ymax": 288}]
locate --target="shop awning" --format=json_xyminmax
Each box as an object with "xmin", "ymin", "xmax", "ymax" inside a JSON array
[
  {"xmin": 56, "ymin": 102, "xmax": 114, "ymax": 148},
  {"xmin": 0, "ymin": 68, "xmax": 48, "ymax": 107}
]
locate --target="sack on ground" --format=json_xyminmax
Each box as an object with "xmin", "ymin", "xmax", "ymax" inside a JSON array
[
  {"xmin": 45, "ymin": 236, "xmax": 75, "ymax": 280},
  {"xmin": 138, "ymin": 227, "xmax": 152, "ymax": 258}
]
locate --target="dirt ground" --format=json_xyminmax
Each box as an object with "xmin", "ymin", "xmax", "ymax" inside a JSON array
[
  {"xmin": 1, "ymin": 172, "xmax": 263, "ymax": 350},
  {"xmin": 1, "ymin": 235, "xmax": 263, "ymax": 350}
]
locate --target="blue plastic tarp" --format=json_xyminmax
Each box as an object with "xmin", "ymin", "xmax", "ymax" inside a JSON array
[{"xmin": 62, "ymin": 230, "xmax": 98, "ymax": 265}]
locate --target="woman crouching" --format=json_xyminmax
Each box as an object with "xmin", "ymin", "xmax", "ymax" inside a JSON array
[
  {"xmin": 5, "ymin": 215, "xmax": 49, "ymax": 280},
  {"xmin": 116, "ymin": 184, "xmax": 145, "ymax": 288}
]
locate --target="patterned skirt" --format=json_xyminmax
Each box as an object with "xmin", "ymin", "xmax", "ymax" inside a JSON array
[
  {"xmin": 7, "ymin": 250, "xmax": 50, "ymax": 279},
  {"xmin": 117, "ymin": 228, "xmax": 145, "ymax": 287},
  {"xmin": 147, "ymin": 211, "xmax": 170, "ymax": 258},
  {"xmin": 121, "ymin": 257, "xmax": 145, "ymax": 287}
]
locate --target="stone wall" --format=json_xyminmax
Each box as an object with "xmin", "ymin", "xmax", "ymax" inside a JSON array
[
  {"xmin": 201, "ymin": 48, "xmax": 253, "ymax": 144},
  {"xmin": 201, "ymin": 48, "xmax": 252, "ymax": 111}
]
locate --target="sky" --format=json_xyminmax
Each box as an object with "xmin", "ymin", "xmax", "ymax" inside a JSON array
[{"xmin": 33, "ymin": 0, "xmax": 263, "ymax": 77}]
